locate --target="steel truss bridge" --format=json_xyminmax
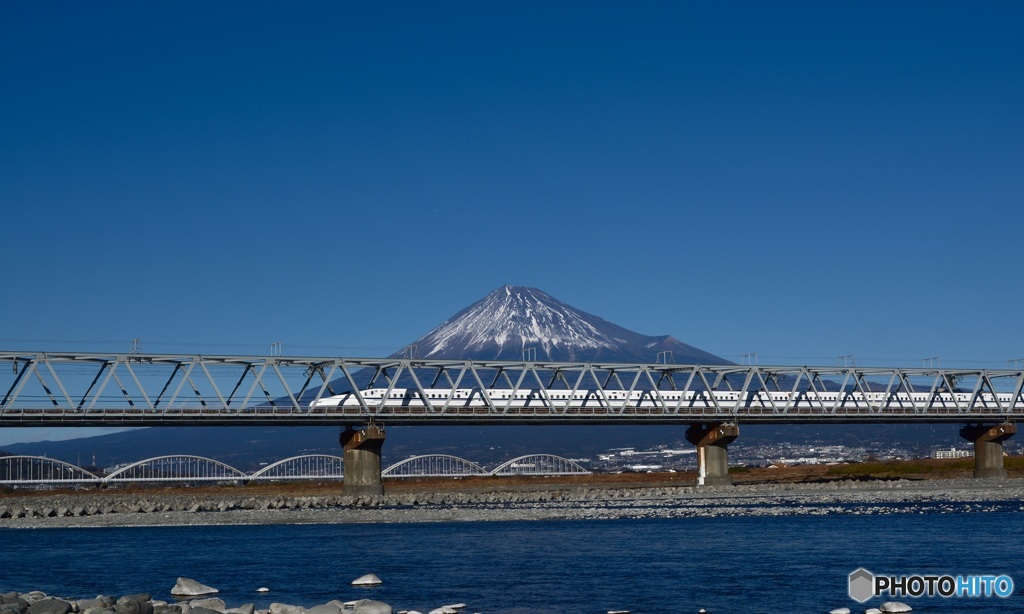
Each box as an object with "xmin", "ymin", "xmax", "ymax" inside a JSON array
[
  {"xmin": 0, "ymin": 453, "xmax": 589, "ymax": 486},
  {"xmin": 1, "ymin": 351, "xmax": 1022, "ymax": 426}
]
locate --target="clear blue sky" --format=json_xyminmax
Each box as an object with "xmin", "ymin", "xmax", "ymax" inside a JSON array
[{"xmin": 2, "ymin": 2, "xmax": 1022, "ymax": 444}]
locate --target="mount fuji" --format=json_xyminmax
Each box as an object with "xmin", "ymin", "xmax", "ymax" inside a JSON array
[{"xmin": 392, "ymin": 285, "xmax": 730, "ymax": 364}]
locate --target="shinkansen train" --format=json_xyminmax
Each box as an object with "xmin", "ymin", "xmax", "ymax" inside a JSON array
[{"xmin": 309, "ymin": 387, "xmax": 1017, "ymax": 411}]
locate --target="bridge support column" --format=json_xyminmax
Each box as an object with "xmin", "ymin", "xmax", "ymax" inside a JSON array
[
  {"xmin": 686, "ymin": 423, "xmax": 739, "ymax": 487},
  {"xmin": 960, "ymin": 422, "xmax": 1016, "ymax": 480},
  {"xmin": 341, "ymin": 425, "xmax": 386, "ymax": 496}
]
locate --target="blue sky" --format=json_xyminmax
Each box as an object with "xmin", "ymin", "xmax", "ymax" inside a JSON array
[{"xmin": 2, "ymin": 2, "xmax": 1022, "ymax": 444}]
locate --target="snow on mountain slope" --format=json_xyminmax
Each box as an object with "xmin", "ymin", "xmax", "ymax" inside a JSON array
[{"xmin": 394, "ymin": 285, "xmax": 731, "ymax": 364}]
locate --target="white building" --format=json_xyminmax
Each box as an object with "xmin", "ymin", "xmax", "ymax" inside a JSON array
[{"xmin": 931, "ymin": 447, "xmax": 973, "ymax": 459}]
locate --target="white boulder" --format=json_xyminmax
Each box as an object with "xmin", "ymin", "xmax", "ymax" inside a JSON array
[
  {"xmin": 350, "ymin": 574, "xmax": 383, "ymax": 587},
  {"xmin": 880, "ymin": 603, "xmax": 912, "ymax": 613},
  {"xmin": 171, "ymin": 579, "xmax": 219, "ymax": 597}
]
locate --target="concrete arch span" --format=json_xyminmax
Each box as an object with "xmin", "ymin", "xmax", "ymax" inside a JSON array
[
  {"xmin": 250, "ymin": 454, "xmax": 345, "ymax": 480},
  {"xmin": 104, "ymin": 455, "xmax": 249, "ymax": 482},
  {"xmin": 490, "ymin": 454, "xmax": 591, "ymax": 476},
  {"xmin": 0, "ymin": 455, "xmax": 102, "ymax": 484},
  {"xmin": 383, "ymin": 454, "xmax": 488, "ymax": 478}
]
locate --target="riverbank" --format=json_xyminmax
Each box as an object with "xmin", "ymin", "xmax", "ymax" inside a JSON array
[{"xmin": 1, "ymin": 476, "xmax": 1021, "ymax": 529}]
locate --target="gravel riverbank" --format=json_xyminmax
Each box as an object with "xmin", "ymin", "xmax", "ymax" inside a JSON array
[{"xmin": 2, "ymin": 478, "xmax": 1021, "ymax": 529}]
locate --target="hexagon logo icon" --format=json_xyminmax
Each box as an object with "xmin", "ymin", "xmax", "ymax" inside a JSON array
[{"xmin": 848, "ymin": 568, "xmax": 875, "ymax": 603}]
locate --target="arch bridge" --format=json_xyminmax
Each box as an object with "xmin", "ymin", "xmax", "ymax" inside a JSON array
[{"xmin": 0, "ymin": 453, "xmax": 589, "ymax": 485}]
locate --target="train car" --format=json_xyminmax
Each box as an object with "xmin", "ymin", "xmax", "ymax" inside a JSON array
[{"xmin": 309, "ymin": 387, "xmax": 1014, "ymax": 412}]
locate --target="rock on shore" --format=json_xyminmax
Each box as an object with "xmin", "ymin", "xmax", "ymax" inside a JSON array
[
  {"xmin": 1, "ymin": 591, "xmax": 399, "ymax": 614},
  {"xmin": 170, "ymin": 580, "xmax": 218, "ymax": 597},
  {"xmin": 349, "ymin": 576, "xmax": 381, "ymax": 588}
]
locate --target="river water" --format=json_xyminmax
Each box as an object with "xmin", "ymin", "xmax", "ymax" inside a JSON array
[{"xmin": 3, "ymin": 511, "xmax": 1022, "ymax": 613}]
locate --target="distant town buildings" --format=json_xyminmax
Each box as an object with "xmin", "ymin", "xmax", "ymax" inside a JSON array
[
  {"xmin": 589, "ymin": 439, "xmax": 995, "ymax": 473},
  {"xmin": 930, "ymin": 447, "xmax": 973, "ymax": 460}
]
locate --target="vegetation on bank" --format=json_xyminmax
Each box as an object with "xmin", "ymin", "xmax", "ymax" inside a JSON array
[
  {"xmin": 828, "ymin": 460, "xmax": 970, "ymax": 477},
  {"xmin": 826, "ymin": 456, "xmax": 1024, "ymax": 478}
]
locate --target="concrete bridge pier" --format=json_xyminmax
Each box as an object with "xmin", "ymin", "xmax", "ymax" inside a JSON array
[
  {"xmin": 959, "ymin": 422, "xmax": 1016, "ymax": 479},
  {"xmin": 341, "ymin": 425, "xmax": 386, "ymax": 496},
  {"xmin": 686, "ymin": 423, "xmax": 739, "ymax": 487}
]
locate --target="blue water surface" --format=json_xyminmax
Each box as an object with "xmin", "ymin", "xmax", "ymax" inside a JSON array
[{"xmin": 2, "ymin": 512, "xmax": 1023, "ymax": 613}]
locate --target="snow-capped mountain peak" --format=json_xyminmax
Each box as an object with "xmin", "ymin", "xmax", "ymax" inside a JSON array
[{"xmin": 395, "ymin": 285, "xmax": 729, "ymax": 364}]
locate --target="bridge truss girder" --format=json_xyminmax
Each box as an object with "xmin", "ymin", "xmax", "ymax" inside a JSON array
[{"xmin": 1, "ymin": 351, "xmax": 1022, "ymax": 426}]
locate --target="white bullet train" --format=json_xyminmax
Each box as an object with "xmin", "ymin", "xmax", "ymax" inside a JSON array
[{"xmin": 309, "ymin": 387, "xmax": 1017, "ymax": 411}]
